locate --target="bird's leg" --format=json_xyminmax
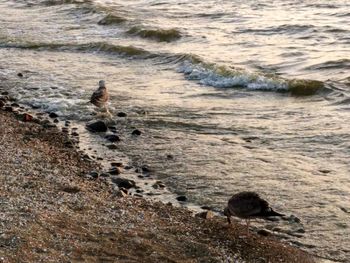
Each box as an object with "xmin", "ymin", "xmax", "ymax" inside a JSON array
[{"xmin": 246, "ymin": 219, "xmax": 250, "ymax": 236}]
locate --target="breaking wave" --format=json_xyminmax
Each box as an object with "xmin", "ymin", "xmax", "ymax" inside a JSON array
[
  {"xmin": 126, "ymin": 26, "xmax": 182, "ymax": 42},
  {"xmin": 0, "ymin": 39, "xmax": 324, "ymax": 96}
]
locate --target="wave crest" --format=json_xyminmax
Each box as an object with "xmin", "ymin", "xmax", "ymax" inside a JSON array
[{"xmin": 126, "ymin": 26, "xmax": 182, "ymax": 42}]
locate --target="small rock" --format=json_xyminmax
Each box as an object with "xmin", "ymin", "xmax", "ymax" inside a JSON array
[
  {"xmin": 285, "ymin": 214, "xmax": 301, "ymax": 223},
  {"xmin": 49, "ymin": 112, "xmax": 58, "ymax": 118},
  {"xmin": 17, "ymin": 72, "xmax": 24, "ymax": 78},
  {"xmin": 71, "ymin": 132, "xmax": 79, "ymax": 137},
  {"xmin": 195, "ymin": 211, "xmax": 214, "ymax": 219},
  {"xmin": 1, "ymin": 91, "xmax": 9, "ymax": 95},
  {"xmin": 109, "ymin": 167, "xmax": 121, "ymax": 175},
  {"xmin": 111, "ymin": 162, "xmax": 123, "ymax": 167},
  {"xmin": 22, "ymin": 113, "xmax": 33, "ymax": 122},
  {"xmin": 86, "ymin": 120, "xmax": 108, "ymax": 132},
  {"xmin": 100, "ymin": 173, "xmax": 110, "ymax": 178},
  {"xmin": 53, "ymin": 118, "xmax": 59, "ymax": 123},
  {"xmin": 107, "ymin": 144, "xmax": 118, "ymax": 150},
  {"xmin": 105, "ymin": 134, "xmax": 120, "ymax": 142},
  {"xmin": 0, "ymin": 100, "xmax": 5, "ymax": 108},
  {"xmin": 257, "ymin": 229, "xmax": 272, "ymax": 236},
  {"xmin": 65, "ymin": 121, "xmax": 71, "ymax": 127},
  {"xmin": 131, "ymin": 129, "xmax": 142, "ymax": 136},
  {"xmin": 166, "ymin": 154, "xmax": 174, "ymax": 160},
  {"xmin": 176, "ymin": 195, "xmax": 187, "ymax": 202},
  {"xmin": 88, "ymin": 171, "xmax": 99, "ymax": 179},
  {"xmin": 141, "ymin": 165, "xmax": 151, "ymax": 174},
  {"xmin": 11, "ymin": 103, "xmax": 20, "ymax": 107},
  {"xmin": 4, "ymin": 106, "xmax": 13, "ymax": 112},
  {"xmin": 201, "ymin": 206, "xmax": 212, "ymax": 210},
  {"xmin": 61, "ymin": 185, "xmax": 80, "ymax": 194},
  {"xmin": 117, "ymin": 112, "xmax": 127, "ymax": 117},
  {"xmin": 112, "ymin": 178, "xmax": 136, "ymax": 189},
  {"xmin": 116, "ymin": 188, "xmax": 128, "ymax": 197}
]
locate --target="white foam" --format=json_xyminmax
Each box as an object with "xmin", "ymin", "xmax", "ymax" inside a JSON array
[{"xmin": 178, "ymin": 61, "xmax": 289, "ymax": 91}]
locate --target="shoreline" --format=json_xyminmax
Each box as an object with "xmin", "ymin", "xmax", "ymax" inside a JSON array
[{"xmin": 0, "ymin": 94, "xmax": 318, "ymax": 262}]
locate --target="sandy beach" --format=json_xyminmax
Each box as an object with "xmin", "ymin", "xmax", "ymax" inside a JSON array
[{"xmin": 0, "ymin": 96, "xmax": 316, "ymax": 263}]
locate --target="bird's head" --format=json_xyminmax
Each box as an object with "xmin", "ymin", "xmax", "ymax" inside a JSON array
[{"xmin": 99, "ymin": 80, "xmax": 106, "ymax": 88}]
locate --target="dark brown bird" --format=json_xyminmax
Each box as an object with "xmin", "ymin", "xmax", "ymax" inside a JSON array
[
  {"xmin": 90, "ymin": 80, "xmax": 109, "ymax": 113},
  {"xmin": 224, "ymin": 191, "xmax": 284, "ymax": 235}
]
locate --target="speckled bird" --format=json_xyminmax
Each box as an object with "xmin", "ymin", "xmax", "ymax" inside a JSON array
[
  {"xmin": 224, "ymin": 191, "xmax": 284, "ymax": 235},
  {"xmin": 90, "ymin": 80, "xmax": 109, "ymax": 113}
]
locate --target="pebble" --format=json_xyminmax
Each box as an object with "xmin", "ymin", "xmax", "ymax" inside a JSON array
[
  {"xmin": 17, "ymin": 72, "xmax": 24, "ymax": 78},
  {"xmin": 176, "ymin": 196, "xmax": 187, "ymax": 202},
  {"xmin": 49, "ymin": 112, "xmax": 59, "ymax": 118},
  {"xmin": 257, "ymin": 229, "xmax": 272, "ymax": 237},
  {"xmin": 105, "ymin": 134, "xmax": 120, "ymax": 142},
  {"xmin": 107, "ymin": 144, "xmax": 118, "ymax": 150},
  {"xmin": 88, "ymin": 171, "xmax": 99, "ymax": 179},
  {"xmin": 109, "ymin": 167, "xmax": 121, "ymax": 175},
  {"xmin": 86, "ymin": 120, "xmax": 108, "ymax": 132},
  {"xmin": 111, "ymin": 162, "xmax": 123, "ymax": 167},
  {"xmin": 22, "ymin": 113, "xmax": 33, "ymax": 122},
  {"xmin": 117, "ymin": 112, "xmax": 127, "ymax": 117},
  {"xmin": 131, "ymin": 129, "xmax": 142, "ymax": 136},
  {"xmin": 195, "ymin": 211, "xmax": 214, "ymax": 219},
  {"xmin": 111, "ymin": 177, "xmax": 136, "ymax": 189}
]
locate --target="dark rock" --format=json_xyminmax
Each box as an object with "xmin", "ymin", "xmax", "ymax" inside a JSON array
[
  {"xmin": 22, "ymin": 113, "xmax": 33, "ymax": 122},
  {"xmin": 17, "ymin": 72, "xmax": 24, "ymax": 78},
  {"xmin": 97, "ymin": 157, "xmax": 103, "ymax": 161},
  {"xmin": 107, "ymin": 144, "xmax": 118, "ymax": 150},
  {"xmin": 88, "ymin": 171, "xmax": 99, "ymax": 179},
  {"xmin": 11, "ymin": 103, "xmax": 19, "ymax": 107},
  {"xmin": 53, "ymin": 118, "xmax": 59, "ymax": 123},
  {"xmin": 31, "ymin": 105, "xmax": 41, "ymax": 109},
  {"xmin": 0, "ymin": 100, "xmax": 5, "ymax": 108},
  {"xmin": 112, "ymin": 178, "xmax": 136, "ymax": 189},
  {"xmin": 195, "ymin": 211, "xmax": 214, "ymax": 219},
  {"xmin": 100, "ymin": 173, "xmax": 110, "ymax": 178},
  {"xmin": 257, "ymin": 229, "xmax": 272, "ymax": 236},
  {"xmin": 141, "ymin": 165, "xmax": 151, "ymax": 174},
  {"xmin": 1, "ymin": 91, "xmax": 9, "ymax": 95},
  {"xmin": 62, "ymin": 127, "xmax": 69, "ymax": 133},
  {"xmin": 86, "ymin": 120, "xmax": 107, "ymax": 132},
  {"xmin": 109, "ymin": 167, "xmax": 121, "ymax": 175},
  {"xmin": 71, "ymin": 132, "xmax": 79, "ymax": 137},
  {"xmin": 201, "ymin": 206, "xmax": 212, "ymax": 210},
  {"xmin": 61, "ymin": 185, "xmax": 80, "ymax": 194},
  {"xmin": 124, "ymin": 165, "xmax": 133, "ymax": 170},
  {"xmin": 131, "ymin": 129, "xmax": 142, "ymax": 136},
  {"xmin": 64, "ymin": 141, "xmax": 74, "ymax": 148},
  {"xmin": 49, "ymin": 112, "xmax": 59, "ymax": 118},
  {"xmin": 105, "ymin": 134, "xmax": 120, "ymax": 142},
  {"xmin": 176, "ymin": 195, "xmax": 187, "ymax": 202},
  {"xmin": 4, "ymin": 106, "xmax": 13, "ymax": 112},
  {"xmin": 111, "ymin": 162, "xmax": 123, "ymax": 167},
  {"xmin": 65, "ymin": 121, "xmax": 71, "ymax": 127},
  {"xmin": 134, "ymin": 193, "xmax": 143, "ymax": 198},
  {"xmin": 117, "ymin": 112, "xmax": 127, "ymax": 117},
  {"xmin": 166, "ymin": 154, "xmax": 174, "ymax": 160}
]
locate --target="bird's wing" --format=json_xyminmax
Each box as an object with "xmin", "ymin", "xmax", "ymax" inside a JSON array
[{"xmin": 231, "ymin": 198, "xmax": 262, "ymax": 217}]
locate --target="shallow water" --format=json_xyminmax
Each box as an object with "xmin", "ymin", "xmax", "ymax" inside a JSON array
[{"xmin": 0, "ymin": 0, "xmax": 349, "ymax": 261}]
